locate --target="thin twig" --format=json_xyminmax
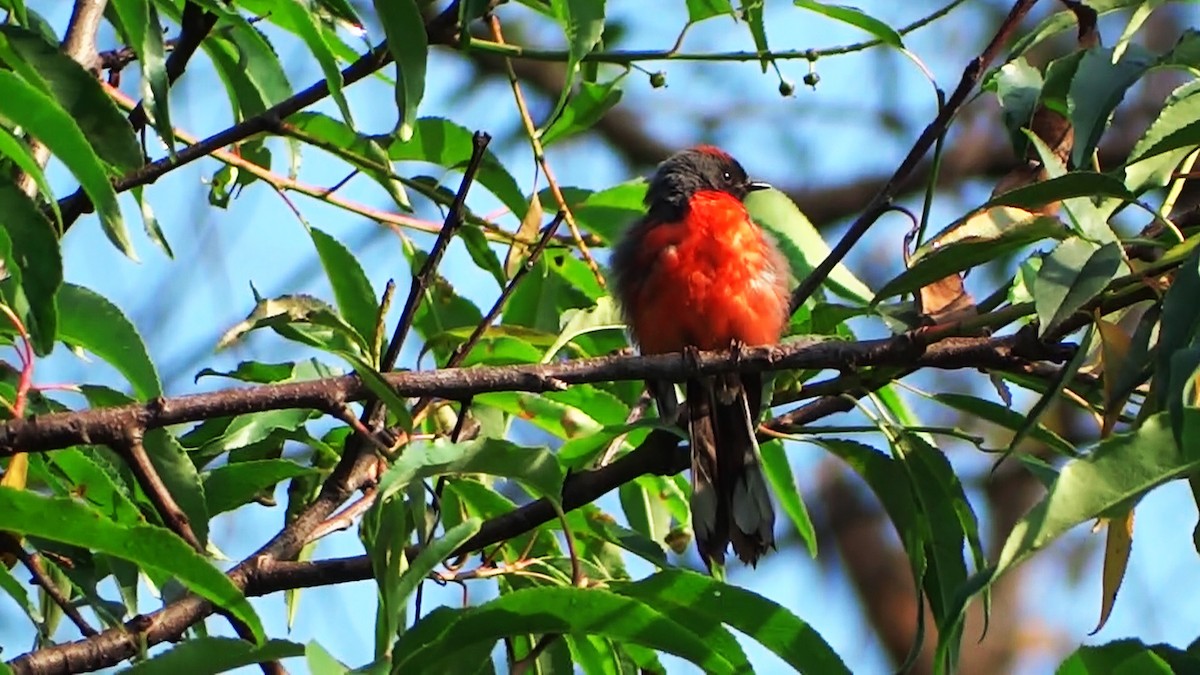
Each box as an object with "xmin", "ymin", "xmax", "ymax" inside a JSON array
[
  {"xmin": 408, "ymin": 212, "xmax": 566, "ymax": 423},
  {"xmin": 488, "ymin": 16, "xmax": 606, "ymax": 289},
  {"xmin": 468, "ymin": 0, "xmax": 970, "ymax": 64},
  {"xmin": 56, "ymin": 1, "xmax": 468, "ymax": 228},
  {"xmin": 788, "ymin": 0, "xmax": 1041, "ymax": 313},
  {"xmin": 513, "ymin": 634, "xmax": 559, "ymax": 675},
  {"xmin": 382, "ymin": 131, "xmax": 494, "ymax": 373},
  {"xmin": 304, "ymin": 487, "xmax": 380, "ymax": 545},
  {"xmin": 118, "ymin": 430, "xmax": 205, "ymax": 553},
  {"xmin": 0, "ymin": 539, "xmax": 98, "ymax": 637}
]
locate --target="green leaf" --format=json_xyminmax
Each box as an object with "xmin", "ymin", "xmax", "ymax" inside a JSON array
[
  {"xmin": 0, "ymin": 125, "xmax": 58, "ymax": 225},
  {"xmin": 544, "ymin": 296, "xmax": 624, "ymax": 361},
  {"xmin": 1034, "ymin": 239, "xmax": 1123, "ymax": 336},
  {"xmin": 940, "ymin": 411, "xmax": 1200, "ymax": 667},
  {"xmin": 541, "ymin": 75, "xmax": 626, "ymax": 147},
  {"xmin": 199, "ymin": 409, "xmax": 318, "ymax": 458},
  {"xmin": 990, "ymin": 172, "xmax": 1134, "ymax": 211},
  {"xmin": 47, "ymin": 447, "xmax": 142, "ymax": 525},
  {"xmin": 391, "ymin": 517, "xmax": 482, "ymax": 616},
  {"xmin": 442, "ymin": 479, "xmax": 558, "ymax": 562},
  {"xmin": 393, "ymin": 586, "xmax": 737, "ymax": 674},
  {"xmin": 0, "ymin": 71, "xmax": 132, "ymax": 257},
  {"xmin": 389, "ymin": 117, "xmax": 528, "ymax": 219},
  {"xmin": 898, "ymin": 433, "xmax": 985, "ymax": 628},
  {"xmin": 377, "ymin": 438, "xmax": 565, "ymax": 503},
  {"xmin": 1000, "ymin": 411, "xmax": 1200, "ymax": 574},
  {"xmin": 0, "ymin": 25, "xmax": 142, "ymax": 172},
  {"xmin": 360, "ymin": 474, "xmax": 413, "ymax": 660},
  {"xmin": 203, "ymin": 459, "xmax": 316, "ymax": 516},
  {"xmin": 0, "ymin": 487, "xmax": 263, "ymax": 641},
  {"xmin": 1124, "ymin": 80, "xmax": 1200, "ymax": 191},
  {"xmin": 0, "ymin": 182, "xmax": 61, "ymax": 355},
  {"xmin": 125, "ymin": 638, "xmax": 305, "ymax": 675},
  {"xmin": 287, "ymin": 112, "xmax": 409, "ymax": 209},
  {"xmin": 0, "ymin": 561, "xmax": 38, "ymax": 626},
  {"xmin": 759, "ymin": 439, "xmax": 816, "ymax": 557},
  {"xmin": 686, "ymin": 0, "xmax": 733, "ymax": 22},
  {"xmin": 459, "ymin": 224, "xmax": 506, "ymax": 287},
  {"xmin": 874, "ymin": 211, "xmax": 1066, "ymax": 301},
  {"xmin": 196, "ymin": 358, "xmax": 335, "ymax": 385},
  {"xmin": 132, "ymin": 186, "xmax": 172, "ymax": 258},
  {"xmin": 107, "ymin": 0, "xmax": 174, "ymax": 150},
  {"xmin": 144, "ymin": 429, "xmax": 211, "ymax": 548},
  {"xmin": 306, "ymin": 641, "xmax": 349, "ymax": 675},
  {"xmin": 549, "ymin": 0, "xmax": 606, "ymax": 115},
  {"xmin": 571, "ymin": 180, "xmax": 647, "ymax": 245},
  {"xmin": 569, "ymin": 503, "xmax": 671, "ymax": 568},
  {"xmin": 57, "ymin": 283, "xmax": 161, "ymax": 399},
  {"xmin": 274, "ymin": 0, "xmax": 353, "ymax": 126},
  {"xmin": 503, "ymin": 255, "xmax": 594, "ymax": 333},
  {"xmin": 1069, "ymin": 46, "xmax": 1154, "ymax": 167},
  {"xmin": 218, "ymin": 292, "xmax": 371, "ymax": 358},
  {"xmin": 739, "ymin": 0, "xmax": 768, "ymax": 72},
  {"xmin": 307, "ymin": 227, "xmax": 379, "ymax": 352},
  {"xmin": 932, "ymin": 393, "xmax": 1077, "ymax": 457},
  {"xmin": 745, "ymin": 188, "xmax": 871, "ymax": 304},
  {"xmin": 1157, "ymin": 246, "xmax": 1200, "ymax": 412},
  {"xmin": 612, "ymin": 569, "xmax": 851, "ymax": 674},
  {"xmin": 373, "ymin": 0, "xmax": 427, "ymax": 141},
  {"xmin": 1007, "ymin": 0, "xmax": 1148, "ymax": 59},
  {"xmin": 1057, "ymin": 639, "xmax": 1200, "ymax": 674},
  {"xmin": 793, "ymin": 0, "xmax": 901, "ymax": 47},
  {"xmin": 992, "ymin": 58, "xmax": 1043, "ymax": 155}
]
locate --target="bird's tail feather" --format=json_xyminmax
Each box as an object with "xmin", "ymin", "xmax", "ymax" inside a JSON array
[{"xmin": 687, "ymin": 373, "xmax": 776, "ymax": 568}]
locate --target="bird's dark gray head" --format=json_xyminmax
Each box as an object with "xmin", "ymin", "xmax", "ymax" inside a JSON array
[{"xmin": 644, "ymin": 146, "xmax": 768, "ymax": 219}]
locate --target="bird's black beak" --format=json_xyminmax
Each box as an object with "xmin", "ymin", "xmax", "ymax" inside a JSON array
[{"xmin": 747, "ymin": 181, "xmax": 772, "ymax": 192}]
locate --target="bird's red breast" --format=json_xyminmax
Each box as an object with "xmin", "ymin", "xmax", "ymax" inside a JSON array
[{"xmin": 622, "ymin": 190, "xmax": 790, "ymax": 355}]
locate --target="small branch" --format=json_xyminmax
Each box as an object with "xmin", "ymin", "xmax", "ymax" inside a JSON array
[
  {"xmin": 488, "ymin": 16, "xmax": 606, "ymax": 289},
  {"xmin": 0, "ymin": 539, "xmax": 98, "ymax": 638},
  {"xmin": 409, "ymin": 212, "xmax": 566, "ymax": 423},
  {"xmin": 383, "ymin": 131, "xmax": 493, "ymax": 373},
  {"xmin": 56, "ymin": 2, "xmax": 467, "ymax": 228},
  {"xmin": 467, "ymin": 0, "xmax": 970, "ymax": 64},
  {"xmin": 788, "ymin": 0, "xmax": 1041, "ymax": 313},
  {"xmin": 117, "ymin": 430, "xmax": 204, "ymax": 553},
  {"xmin": 304, "ymin": 487, "xmax": 379, "ymax": 546},
  {"xmin": 513, "ymin": 634, "xmax": 559, "ymax": 675}
]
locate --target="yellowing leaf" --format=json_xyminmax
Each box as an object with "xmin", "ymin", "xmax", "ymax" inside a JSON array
[
  {"xmin": 1096, "ymin": 316, "xmax": 1133, "ymax": 436},
  {"xmin": 1091, "ymin": 509, "xmax": 1134, "ymax": 635}
]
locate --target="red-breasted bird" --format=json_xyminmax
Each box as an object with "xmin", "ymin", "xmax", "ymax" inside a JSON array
[{"xmin": 611, "ymin": 146, "xmax": 791, "ymax": 567}]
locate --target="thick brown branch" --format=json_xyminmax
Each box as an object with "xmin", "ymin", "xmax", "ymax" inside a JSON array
[{"xmin": 0, "ymin": 331, "xmax": 1069, "ymax": 457}]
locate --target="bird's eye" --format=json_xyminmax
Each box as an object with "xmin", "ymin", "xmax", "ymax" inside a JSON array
[{"xmin": 721, "ymin": 171, "xmax": 733, "ymax": 183}]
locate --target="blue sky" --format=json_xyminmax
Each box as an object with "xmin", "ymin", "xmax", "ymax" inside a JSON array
[{"xmin": 5, "ymin": 2, "xmax": 1200, "ymax": 673}]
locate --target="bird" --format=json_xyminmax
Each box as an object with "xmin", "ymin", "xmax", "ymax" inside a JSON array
[{"xmin": 610, "ymin": 146, "xmax": 791, "ymax": 567}]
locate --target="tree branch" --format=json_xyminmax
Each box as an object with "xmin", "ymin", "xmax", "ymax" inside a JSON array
[{"xmin": 0, "ymin": 329, "xmax": 1069, "ymax": 458}]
